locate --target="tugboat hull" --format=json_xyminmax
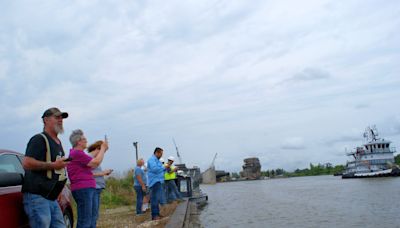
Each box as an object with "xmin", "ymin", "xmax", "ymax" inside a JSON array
[{"xmin": 342, "ymin": 168, "xmax": 400, "ymax": 179}]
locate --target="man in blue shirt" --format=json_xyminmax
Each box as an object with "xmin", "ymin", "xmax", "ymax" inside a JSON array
[
  {"xmin": 133, "ymin": 158, "xmax": 146, "ymax": 215},
  {"xmin": 147, "ymin": 147, "xmax": 166, "ymax": 220}
]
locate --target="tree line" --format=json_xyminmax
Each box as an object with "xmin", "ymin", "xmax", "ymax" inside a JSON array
[
  {"xmin": 260, "ymin": 163, "xmax": 345, "ymax": 178},
  {"xmin": 230, "ymin": 163, "xmax": 344, "ymax": 179}
]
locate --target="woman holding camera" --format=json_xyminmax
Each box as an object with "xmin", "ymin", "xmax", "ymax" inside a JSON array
[{"xmin": 67, "ymin": 130, "xmax": 108, "ymax": 228}]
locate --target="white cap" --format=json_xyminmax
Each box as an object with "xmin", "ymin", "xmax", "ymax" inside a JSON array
[
  {"xmin": 168, "ymin": 156, "xmax": 175, "ymax": 161},
  {"xmin": 159, "ymin": 158, "xmax": 165, "ymax": 163}
]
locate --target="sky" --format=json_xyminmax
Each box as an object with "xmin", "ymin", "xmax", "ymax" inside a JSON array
[{"xmin": 1, "ymin": 0, "xmax": 400, "ymax": 173}]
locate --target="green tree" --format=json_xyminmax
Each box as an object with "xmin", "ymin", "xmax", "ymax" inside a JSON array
[
  {"xmin": 275, "ymin": 168, "xmax": 285, "ymax": 176},
  {"xmin": 395, "ymin": 154, "xmax": 400, "ymax": 165},
  {"xmin": 231, "ymin": 172, "xmax": 240, "ymax": 178}
]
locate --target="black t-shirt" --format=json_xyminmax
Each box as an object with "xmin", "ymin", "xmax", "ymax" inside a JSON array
[{"xmin": 21, "ymin": 132, "xmax": 65, "ymax": 194}]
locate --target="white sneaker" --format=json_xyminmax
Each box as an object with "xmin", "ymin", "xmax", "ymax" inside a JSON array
[{"xmin": 142, "ymin": 203, "xmax": 149, "ymax": 212}]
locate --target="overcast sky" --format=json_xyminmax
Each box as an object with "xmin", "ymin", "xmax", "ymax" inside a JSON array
[{"xmin": 1, "ymin": 0, "xmax": 400, "ymax": 173}]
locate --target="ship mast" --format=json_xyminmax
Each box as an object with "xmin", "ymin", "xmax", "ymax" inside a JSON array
[{"xmin": 364, "ymin": 125, "xmax": 379, "ymax": 142}]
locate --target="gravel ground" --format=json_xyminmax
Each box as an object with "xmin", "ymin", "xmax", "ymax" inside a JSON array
[{"xmin": 96, "ymin": 202, "xmax": 179, "ymax": 228}]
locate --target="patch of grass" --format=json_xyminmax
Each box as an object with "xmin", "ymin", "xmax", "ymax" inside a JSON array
[{"xmin": 100, "ymin": 170, "xmax": 136, "ymax": 209}]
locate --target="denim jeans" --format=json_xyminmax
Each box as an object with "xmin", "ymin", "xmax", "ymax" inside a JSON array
[
  {"xmin": 150, "ymin": 181, "xmax": 162, "ymax": 219},
  {"xmin": 72, "ymin": 188, "xmax": 96, "ymax": 228},
  {"xmin": 92, "ymin": 188, "xmax": 103, "ymax": 227},
  {"xmin": 134, "ymin": 186, "xmax": 144, "ymax": 215},
  {"xmin": 23, "ymin": 192, "xmax": 65, "ymax": 228},
  {"xmin": 166, "ymin": 179, "xmax": 182, "ymax": 202},
  {"xmin": 160, "ymin": 182, "xmax": 167, "ymax": 205}
]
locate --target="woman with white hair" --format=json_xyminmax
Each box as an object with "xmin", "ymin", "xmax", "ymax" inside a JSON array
[{"xmin": 66, "ymin": 130, "xmax": 108, "ymax": 228}]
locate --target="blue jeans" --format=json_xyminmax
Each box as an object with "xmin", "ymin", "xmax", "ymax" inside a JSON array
[
  {"xmin": 72, "ymin": 188, "xmax": 96, "ymax": 228},
  {"xmin": 23, "ymin": 192, "xmax": 65, "ymax": 228},
  {"xmin": 134, "ymin": 186, "xmax": 144, "ymax": 215},
  {"xmin": 166, "ymin": 179, "xmax": 182, "ymax": 202},
  {"xmin": 150, "ymin": 182, "xmax": 163, "ymax": 219},
  {"xmin": 160, "ymin": 182, "xmax": 167, "ymax": 205},
  {"xmin": 92, "ymin": 188, "xmax": 103, "ymax": 227}
]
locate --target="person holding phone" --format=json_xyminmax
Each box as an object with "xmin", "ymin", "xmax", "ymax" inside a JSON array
[
  {"xmin": 22, "ymin": 107, "xmax": 70, "ymax": 228},
  {"xmin": 147, "ymin": 147, "xmax": 166, "ymax": 220},
  {"xmin": 67, "ymin": 130, "xmax": 109, "ymax": 228},
  {"xmin": 87, "ymin": 140, "xmax": 113, "ymax": 227}
]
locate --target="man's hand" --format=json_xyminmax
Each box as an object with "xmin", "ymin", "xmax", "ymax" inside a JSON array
[
  {"xmin": 141, "ymin": 185, "xmax": 146, "ymax": 192},
  {"xmin": 23, "ymin": 156, "xmax": 68, "ymax": 171},
  {"xmin": 51, "ymin": 157, "xmax": 69, "ymax": 170}
]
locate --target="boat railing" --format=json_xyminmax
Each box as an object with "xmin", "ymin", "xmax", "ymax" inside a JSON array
[{"xmin": 346, "ymin": 160, "xmax": 371, "ymax": 166}]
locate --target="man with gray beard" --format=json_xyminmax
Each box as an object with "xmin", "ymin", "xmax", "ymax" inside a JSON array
[{"xmin": 22, "ymin": 107, "xmax": 70, "ymax": 228}]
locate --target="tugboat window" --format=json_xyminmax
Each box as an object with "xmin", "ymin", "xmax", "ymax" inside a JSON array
[{"xmin": 378, "ymin": 144, "xmax": 381, "ymax": 148}]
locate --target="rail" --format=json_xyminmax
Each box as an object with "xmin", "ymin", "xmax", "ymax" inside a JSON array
[{"xmin": 165, "ymin": 199, "xmax": 190, "ymax": 228}]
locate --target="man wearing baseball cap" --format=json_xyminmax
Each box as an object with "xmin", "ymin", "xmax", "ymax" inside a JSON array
[
  {"xmin": 41, "ymin": 107, "xmax": 69, "ymax": 119},
  {"xmin": 22, "ymin": 107, "xmax": 70, "ymax": 228}
]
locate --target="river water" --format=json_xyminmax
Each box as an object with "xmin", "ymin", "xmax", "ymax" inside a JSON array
[{"xmin": 199, "ymin": 175, "xmax": 400, "ymax": 228}]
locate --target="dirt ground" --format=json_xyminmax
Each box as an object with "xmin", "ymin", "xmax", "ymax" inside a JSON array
[{"xmin": 97, "ymin": 202, "xmax": 179, "ymax": 228}]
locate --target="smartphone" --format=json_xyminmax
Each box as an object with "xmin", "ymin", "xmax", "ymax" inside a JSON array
[{"xmin": 64, "ymin": 157, "xmax": 73, "ymax": 162}]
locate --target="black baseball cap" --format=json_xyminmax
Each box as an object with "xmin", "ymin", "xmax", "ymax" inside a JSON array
[{"xmin": 42, "ymin": 107, "xmax": 68, "ymax": 119}]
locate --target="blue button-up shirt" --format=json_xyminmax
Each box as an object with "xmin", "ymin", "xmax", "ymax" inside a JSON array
[{"xmin": 147, "ymin": 155, "xmax": 165, "ymax": 187}]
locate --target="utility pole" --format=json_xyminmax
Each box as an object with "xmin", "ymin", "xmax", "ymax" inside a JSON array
[{"xmin": 133, "ymin": 142, "xmax": 138, "ymax": 161}]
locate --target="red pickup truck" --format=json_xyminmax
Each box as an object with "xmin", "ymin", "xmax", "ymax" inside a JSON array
[{"xmin": 0, "ymin": 149, "xmax": 74, "ymax": 228}]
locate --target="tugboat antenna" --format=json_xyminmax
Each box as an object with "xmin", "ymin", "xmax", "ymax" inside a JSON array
[{"xmin": 365, "ymin": 125, "xmax": 379, "ymax": 142}]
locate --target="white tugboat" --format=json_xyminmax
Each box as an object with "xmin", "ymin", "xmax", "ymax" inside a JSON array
[{"xmin": 342, "ymin": 126, "xmax": 399, "ymax": 178}]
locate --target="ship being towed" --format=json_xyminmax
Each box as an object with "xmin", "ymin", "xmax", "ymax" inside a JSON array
[{"xmin": 342, "ymin": 126, "xmax": 400, "ymax": 178}]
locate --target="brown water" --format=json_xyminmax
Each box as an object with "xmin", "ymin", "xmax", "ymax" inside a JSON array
[{"xmin": 199, "ymin": 175, "xmax": 400, "ymax": 228}]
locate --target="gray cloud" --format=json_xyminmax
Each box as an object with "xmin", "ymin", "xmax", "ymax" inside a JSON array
[
  {"xmin": 380, "ymin": 115, "xmax": 400, "ymax": 137},
  {"xmin": 354, "ymin": 104, "xmax": 370, "ymax": 109},
  {"xmin": 292, "ymin": 68, "xmax": 331, "ymax": 81},
  {"xmin": 281, "ymin": 137, "xmax": 306, "ymax": 150},
  {"xmin": 325, "ymin": 135, "xmax": 361, "ymax": 146},
  {"xmin": 278, "ymin": 67, "xmax": 331, "ymax": 87}
]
